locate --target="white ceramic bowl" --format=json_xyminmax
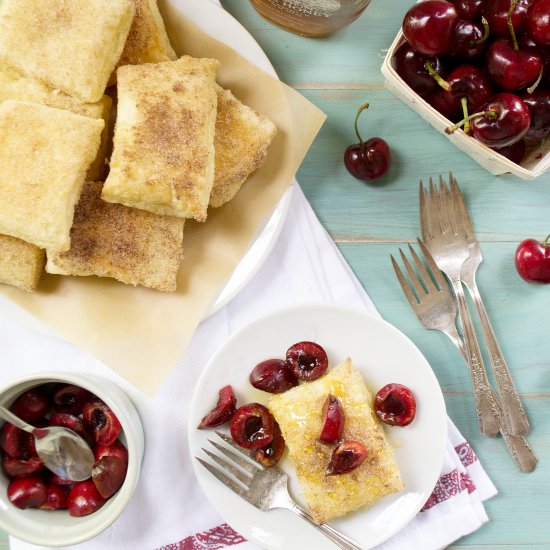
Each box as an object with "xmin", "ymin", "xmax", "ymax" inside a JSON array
[
  {"xmin": 0, "ymin": 372, "xmax": 144, "ymax": 547},
  {"xmin": 380, "ymin": 1, "xmax": 550, "ymax": 180}
]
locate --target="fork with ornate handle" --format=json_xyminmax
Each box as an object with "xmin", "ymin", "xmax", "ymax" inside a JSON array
[
  {"xmin": 197, "ymin": 431, "xmax": 364, "ymax": 550},
  {"xmin": 391, "ymin": 241, "xmax": 537, "ymax": 472},
  {"xmin": 420, "ymin": 177, "xmax": 501, "ymax": 437},
  {"xmin": 449, "ymin": 174, "xmax": 530, "ymax": 437}
]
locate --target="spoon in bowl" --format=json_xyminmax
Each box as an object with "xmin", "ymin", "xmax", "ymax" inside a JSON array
[{"xmin": 0, "ymin": 404, "xmax": 94, "ymax": 481}]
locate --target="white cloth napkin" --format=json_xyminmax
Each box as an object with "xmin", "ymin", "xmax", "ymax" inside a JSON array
[{"xmin": 5, "ymin": 184, "xmax": 496, "ymax": 550}]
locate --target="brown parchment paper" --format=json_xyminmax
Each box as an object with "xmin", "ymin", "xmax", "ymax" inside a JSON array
[{"xmin": 0, "ymin": 8, "xmax": 326, "ymax": 396}]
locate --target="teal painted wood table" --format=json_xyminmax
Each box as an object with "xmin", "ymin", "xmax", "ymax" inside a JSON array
[{"xmin": 1, "ymin": 1, "xmax": 549, "ymax": 548}]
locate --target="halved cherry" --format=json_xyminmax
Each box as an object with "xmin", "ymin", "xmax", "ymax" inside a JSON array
[
  {"xmin": 230, "ymin": 403, "xmax": 274, "ymax": 450},
  {"xmin": 2, "ymin": 454, "xmax": 43, "ymax": 478},
  {"xmin": 94, "ymin": 440, "xmax": 128, "ymax": 465},
  {"xmin": 285, "ymin": 341, "xmax": 328, "ymax": 382},
  {"xmin": 92, "ymin": 456, "xmax": 127, "ymax": 499},
  {"xmin": 0, "ymin": 423, "xmax": 36, "ymax": 459},
  {"xmin": 10, "ymin": 388, "xmax": 51, "ymax": 423},
  {"xmin": 253, "ymin": 421, "xmax": 285, "ymax": 467},
  {"xmin": 53, "ymin": 384, "xmax": 93, "ymax": 415},
  {"xmin": 82, "ymin": 400, "xmax": 122, "ymax": 446},
  {"xmin": 249, "ymin": 359, "xmax": 297, "ymax": 394},
  {"xmin": 68, "ymin": 480, "xmax": 106, "ymax": 517},
  {"xmin": 319, "ymin": 395, "xmax": 344, "ymax": 444},
  {"xmin": 7, "ymin": 476, "xmax": 47, "ymax": 509},
  {"xmin": 374, "ymin": 383, "xmax": 416, "ymax": 427},
  {"xmin": 49, "ymin": 412, "xmax": 88, "ymax": 440},
  {"xmin": 198, "ymin": 385, "xmax": 237, "ymax": 429},
  {"xmin": 326, "ymin": 440, "xmax": 368, "ymax": 476},
  {"xmin": 40, "ymin": 484, "xmax": 68, "ymax": 510},
  {"xmin": 48, "ymin": 472, "xmax": 74, "ymax": 486}
]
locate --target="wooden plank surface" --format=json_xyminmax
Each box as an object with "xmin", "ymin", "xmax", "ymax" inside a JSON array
[{"xmin": 1, "ymin": 0, "xmax": 549, "ymax": 547}]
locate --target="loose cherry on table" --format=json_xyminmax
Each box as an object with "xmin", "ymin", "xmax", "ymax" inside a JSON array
[
  {"xmin": 515, "ymin": 234, "xmax": 550, "ymax": 283},
  {"xmin": 446, "ymin": 92, "xmax": 531, "ymax": 147},
  {"xmin": 527, "ymin": 0, "xmax": 550, "ymax": 45},
  {"xmin": 343, "ymin": 103, "xmax": 391, "ymax": 182},
  {"xmin": 402, "ymin": 0, "xmax": 459, "ymax": 56},
  {"xmin": 393, "ymin": 42, "xmax": 446, "ymax": 97}
]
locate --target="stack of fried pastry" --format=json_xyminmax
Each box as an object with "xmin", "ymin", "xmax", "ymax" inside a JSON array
[{"xmin": 0, "ymin": 0, "xmax": 276, "ymax": 293}]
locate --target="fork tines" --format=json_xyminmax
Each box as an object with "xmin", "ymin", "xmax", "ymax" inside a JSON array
[{"xmin": 196, "ymin": 431, "xmax": 261, "ymax": 496}]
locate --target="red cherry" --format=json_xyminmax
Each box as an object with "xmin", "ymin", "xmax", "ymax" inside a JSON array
[
  {"xmin": 2, "ymin": 454, "xmax": 43, "ymax": 478},
  {"xmin": 53, "ymin": 384, "xmax": 93, "ymax": 415},
  {"xmin": 198, "ymin": 385, "xmax": 237, "ymax": 429},
  {"xmin": 249, "ymin": 359, "xmax": 297, "ymax": 394},
  {"xmin": 470, "ymin": 93, "xmax": 531, "ymax": 147},
  {"xmin": 49, "ymin": 412, "xmax": 88, "ymax": 441},
  {"xmin": 487, "ymin": 39, "xmax": 543, "ymax": 91},
  {"xmin": 515, "ymin": 235, "xmax": 550, "ymax": 283},
  {"xmin": 521, "ymin": 89, "xmax": 550, "ymax": 140},
  {"xmin": 68, "ymin": 480, "xmax": 106, "ymax": 517},
  {"xmin": 393, "ymin": 43, "xmax": 446, "ymax": 97},
  {"xmin": 326, "ymin": 440, "xmax": 368, "ymax": 476},
  {"xmin": 230, "ymin": 403, "xmax": 274, "ymax": 450},
  {"xmin": 94, "ymin": 440, "xmax": 128, "ymax": 465},
  {"xmin": 426, "ymin": 89, "xmax": 460, "ymax": 119},
  {"xmin": 319, "ymin": 395, "xmax": 344, "ymax": 444},
  {"xmin": 82, "ymin": 400, "xmax": 122, "ymax": 446},
  {"xmin": 10, "ymin": 388, "xmax": 51, "ymax": 423},
  {"xmin": 48, "ymin": 472, "xmax": 74, "ymax": 486},
  {"xmin": 449, "ymin": 0, "xmax": 484, "ymax": 20},
  {"xmin": 286, "ymin": 341, "xmax": 328, "ymax": 382},
  {"xmin": 374, "ymin": 383, "xmax": 416, "ymax": 426},
  {"xmin": 527, "ymin": 0, "xmax": 550, "ymax": 45},
  {"xmin": 0, "ymin": 423, "xmax": 36, "ymax": 459},
  {"xmin": 402, "ymin": 0, "xmax": 459, "ymax": 56},
  {"xmin": 344, "ymin": 103, "xmax": 391, "ymax": 182},
  {"xmin": 449, "ymin": 19, "xmax": 490, "ymax": 60},
  {"xmin": 492, "ymin": 139, "xmax": 527, "ymax": 163},
  {"xmin": 92, "ymin": 456, "xmax": 127, "ymax": 499},
  {"xmin": 7, "ymin": 476, "xmax": 47, "ymax": 509},
  {"xmin": 40, "ymin": 484, "xmax": 68, "ymax": 510},
  {"xmin": 253, "ymin": 421, "xmax": 285, "ymax": 468},
  {"xmin": 483, "ymin": 0, "xmax": 531, "ymax": 38}
]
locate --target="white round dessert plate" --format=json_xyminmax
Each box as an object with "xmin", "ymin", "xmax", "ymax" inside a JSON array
[{"xmin": 189, "ymin": 303, "xmax": 447, "ymax": 550}]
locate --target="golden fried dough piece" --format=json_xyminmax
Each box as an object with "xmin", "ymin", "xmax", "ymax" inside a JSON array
[
  {"xmin": 110, "ymin": 0, "xmax": 177, "ymax": 84},
  {"xmin": 47, "ymin": 182, "xmax": 185, "ymax": 292},
  {"xmin": 0, "ymin": 0, "xmax": 135, "ymax": 103},
  {"xmin": 0, "ymin": 66, "xmax": 112, "ymax": 181},
  {"xmin": 102, "ymin": 56, "xmax": 219, "ymax": 221},
  {"xmin": 210, "ymin": 87, "xmax": 277, "ymax": 208},
  {"xmin": 269, "ymin": 359, "xmax": 403, "ymax": 525},
  {"xmin": 0, "ymin": 100, "xmax": 104, "ymax": 252},
  {"xmin": 0, "ymin": 235, "xmax": 45, "ymax": 292}
]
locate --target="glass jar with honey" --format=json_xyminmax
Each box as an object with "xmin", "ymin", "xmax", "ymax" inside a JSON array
[{"xmin": 249, "ymin": 0, "xmax": 371, "ymax": 37}]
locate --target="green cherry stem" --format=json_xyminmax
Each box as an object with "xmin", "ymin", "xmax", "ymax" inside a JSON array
[
  {"xmin": 445, "ymin": 110, "xmax": 497, "ymax": 134},
  {"xmin": 527, "ymin": 68, "xmax": 544, "ymax": 94},
  {"xmin": 353, "ymin": 102, "xmax": 370, "ymax": 145},
  {"xmin": 425, "ymin": 62, "xmax": 451, "ymax": 91},
  {"xmin": 508, "ymin": 0, "xmax": 519, "ymax": 51},
  {"xmin": 461, "ymin": 97, "xmax": 471, "ymax": 134},
  {"xmin": 542, "ymin": 233, "xmax": 550, "ymax": 247},
  {"xmin": 471, "ymin": 16, "xmax": 490, "ymax": 47}
]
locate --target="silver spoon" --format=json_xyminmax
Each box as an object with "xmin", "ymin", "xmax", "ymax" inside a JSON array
[{"xmin": 0, "ymin": 404, "xmax": 94, "ymax": 481}]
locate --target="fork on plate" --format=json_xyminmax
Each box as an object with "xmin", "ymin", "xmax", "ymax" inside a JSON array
[
  {"xmin": 391, "ymin": 242, "xmax": 537, "ymax": 472},
  {"xmin": 419, "ymin": 175, "xmax": 501, "ymax": 437},
  {"xmin": 196, "ymin": 431, "xmax": 364, "ymax": 550}
]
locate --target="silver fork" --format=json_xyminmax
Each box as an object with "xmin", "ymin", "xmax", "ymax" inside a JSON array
[
  {"xmin": 450, "ymin": 174, "xmax": 530, "ymax": 437},
  {"xmin": 196, "ymin": 431, "xmax": 364, "ymax": 550},
  {"xmin": 391, "ymin": 242, "xmax": 537, "ymax": 472},
  {"xmin": 420, "ymin": 176, "xmax": 501, "ymax": 437}
]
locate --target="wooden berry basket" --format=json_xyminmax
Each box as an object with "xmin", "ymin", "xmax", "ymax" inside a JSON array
[{"xmin": 381, "ymin": 30, "xmax": 550, "ymax": 180}]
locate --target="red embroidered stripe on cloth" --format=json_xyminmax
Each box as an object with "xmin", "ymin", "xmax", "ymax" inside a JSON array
[{"xmin": 158, "ymin": 442, "xmax": 479, "ymax": 550}]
